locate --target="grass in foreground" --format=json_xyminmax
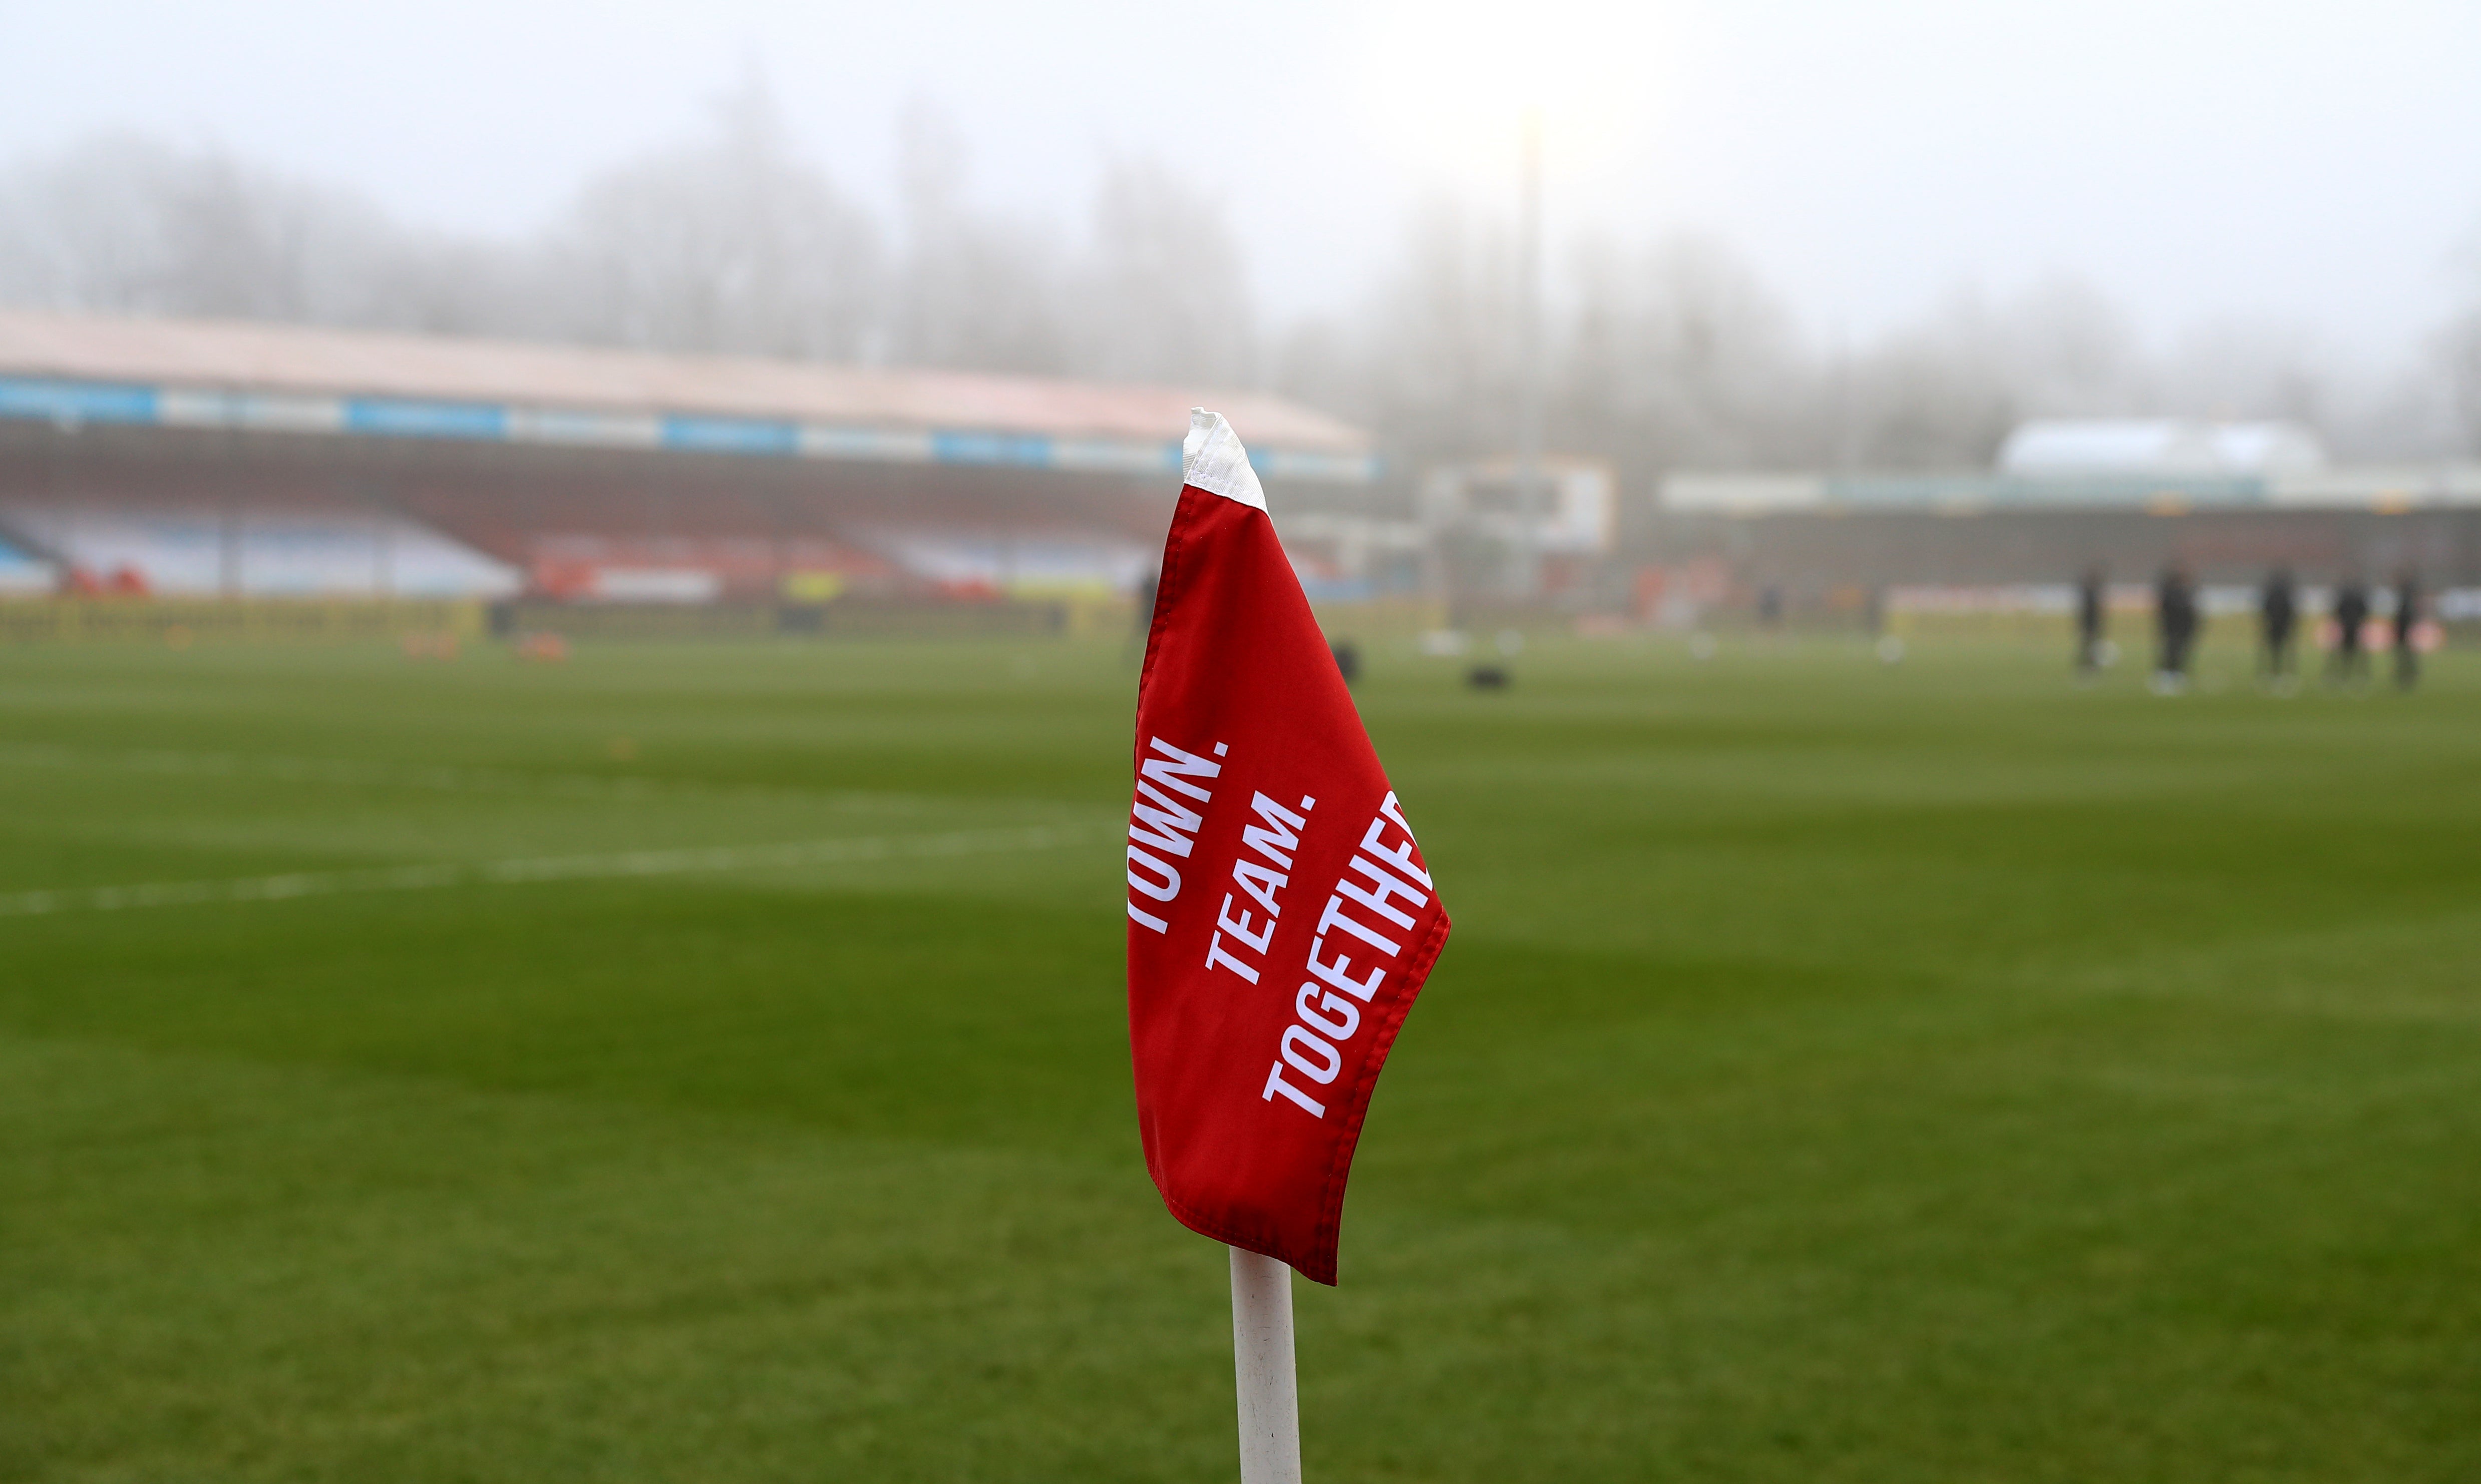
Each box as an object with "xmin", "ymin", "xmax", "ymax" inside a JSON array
[{"xmin": 3, "ymin": 633, "xmax": 2477, "ymax": 1482}]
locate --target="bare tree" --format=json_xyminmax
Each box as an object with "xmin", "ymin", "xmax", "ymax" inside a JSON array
[
  {"xmin": 886, "ymin": 99, "xmax": 1070, "ymax": 374},
  {"xmin": 1352, "ymin": 198, "xmax": 1525, "ymax": 459},
  {"xmin": 2444, "ymin": 310, "xmax": 2481, "ymax": 456},
  {"xmin": 2439, "ymin": 230, "xmax": 2481, "ymax": 456},
  {"xmin": 4, "ymin": 106, "xmax": 2469, "ymax": 478},
  {"xmin": 549, "ymin": 72, "xmax": 882, "ymax": 361},
  {"xmin": 1075, "ymin": 156, "xmax": 1256, "ymax": 386},
  {"xmin": 0, "ymin": 134, "xmax": 404, "ymax": 323},
  {"xmin": 1561, "ymin": 231, "xmax": 1814, "ymax": 477}
]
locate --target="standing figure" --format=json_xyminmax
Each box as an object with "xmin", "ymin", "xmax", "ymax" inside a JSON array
[
  {"xmin": 1125, "ymin": 564, "xmax": 1161, "ymax": 667},
  {"xmin": 2259, "ymin": 567, "xmax": 2298, "ymax": 688},
  {"xmin": 2075, "ymin": 565, "xmax": 2107, "ymax": 677},
  {"xmin": 2153, "ymin": 563, "xmax": 2198, "ymax": 694},
  {"xmin": 2393, "ymin": 569, "xmax": 2422, "ymax": 691},
  {"xmin": 2329, "ymin": 579, "xmax": 2370, "ymax": 685}
]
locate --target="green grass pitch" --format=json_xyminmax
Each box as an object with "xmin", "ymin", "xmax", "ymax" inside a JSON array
[{"xmin": 3, "ymin": 632, "xmax": 2476, "ymax": 1481}]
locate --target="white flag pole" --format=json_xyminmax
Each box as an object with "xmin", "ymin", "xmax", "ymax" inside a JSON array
[{"xmin": 1228, "ymin": 1245, "xmax": 1303, "ymax": 1484}]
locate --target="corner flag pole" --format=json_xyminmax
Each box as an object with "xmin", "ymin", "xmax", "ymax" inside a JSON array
[{"xmin": 1229, "ymin": 1246, "xmax": 1302, "ymax": 1484}]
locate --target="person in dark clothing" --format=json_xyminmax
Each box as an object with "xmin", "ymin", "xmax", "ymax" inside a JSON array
[
  {"xmin": 2329, "ymin": 579, "xmax": 2370, "ymax": 685},
  {"xmin": 2074, "ymin": 565, "xmax": 2107, "ymax": 677},
  {"xmin": 2153, "ymin": 564, "xmax": 2198, "ymax": 693},
  {"xmin": 2259, "ymin": 567, "xmax": 2298, "ymax": 688},
  {"xmin": 2393, "ymin": 569, "xmax": 2422, "ymax": 691},
  {"xmin": 1125, "ymin": 565, "xmax": 1160, "ymax": 667}
]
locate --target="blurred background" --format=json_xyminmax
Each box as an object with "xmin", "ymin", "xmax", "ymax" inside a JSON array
[
  {"xmin": 1, "ymin": 0, "xmax": 2477, "ymax": 628},
  {"xmin": 5, "ymin": 5, "xmax": 2479, "ymax": 1481}
]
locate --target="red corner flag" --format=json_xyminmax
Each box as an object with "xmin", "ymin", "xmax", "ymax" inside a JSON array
[{"xmin": 1126, "ymin": 409, "xmax": 1450, "ymax": 1287}]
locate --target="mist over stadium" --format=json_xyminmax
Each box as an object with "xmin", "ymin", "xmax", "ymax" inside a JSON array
[
  {"xmin": 5, "ymin": 51, "xmax": 2479, "ymax": 633},
  {"xmin": 5, "ymin": 5, "xmax": 2480, "ymax": 1481}
]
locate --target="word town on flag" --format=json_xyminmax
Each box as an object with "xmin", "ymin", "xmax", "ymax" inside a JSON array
[{"xmin": 1125, "ymin": 409, "xmax": 1451, "ymax": 1287}]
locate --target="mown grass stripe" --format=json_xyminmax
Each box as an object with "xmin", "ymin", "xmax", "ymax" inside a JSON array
[{"xmin": 0, "ymin": 824, "xmax": 1099, "ymax": 917}]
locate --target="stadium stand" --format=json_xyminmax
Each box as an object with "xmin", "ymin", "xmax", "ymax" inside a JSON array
[
  {"xmin": 0, "ymin": 309, "xmax": 1376, "ymax": 608},
  {"xmin": 1655, "ymin": 426, "xmax": 2481, "ymax": 621},
  {"xmin": 3, "ymin": 506, "xmax": 516, "ymax": 598}
]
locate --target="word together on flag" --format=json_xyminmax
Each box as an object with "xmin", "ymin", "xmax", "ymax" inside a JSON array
[{"xmin": 1260, "ymin": 792, "xmax": 1431, "ymax": 1121}]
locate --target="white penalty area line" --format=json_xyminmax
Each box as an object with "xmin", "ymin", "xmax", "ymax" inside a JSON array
[{"xmin": 0, "ymin": 825, "xmax": 1097, "ymax": 919}]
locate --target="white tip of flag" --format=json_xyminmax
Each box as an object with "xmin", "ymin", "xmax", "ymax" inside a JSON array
[{"xmin": 1183, "ymin": 408, "xmax": 1267, "ymax": 511}]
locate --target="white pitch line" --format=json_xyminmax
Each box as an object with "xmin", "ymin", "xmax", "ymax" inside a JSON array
[
  {"xmin": 0, "ymin": 741, "xmax": 939, "ymax": 812},
  {"xmin": 0, "ymin": 824, "xmax": 1097, "ymax": 919}
]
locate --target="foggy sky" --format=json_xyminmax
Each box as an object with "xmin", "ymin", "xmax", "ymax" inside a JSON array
[{"xmin": 4, "ymin": 0, "xmax": 2477, "ymax": 363}]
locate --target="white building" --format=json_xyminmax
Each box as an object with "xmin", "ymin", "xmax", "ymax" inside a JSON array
[{"xmin": 1997, "ymin": 419, "xmax": 2327, "ymax": 477}]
